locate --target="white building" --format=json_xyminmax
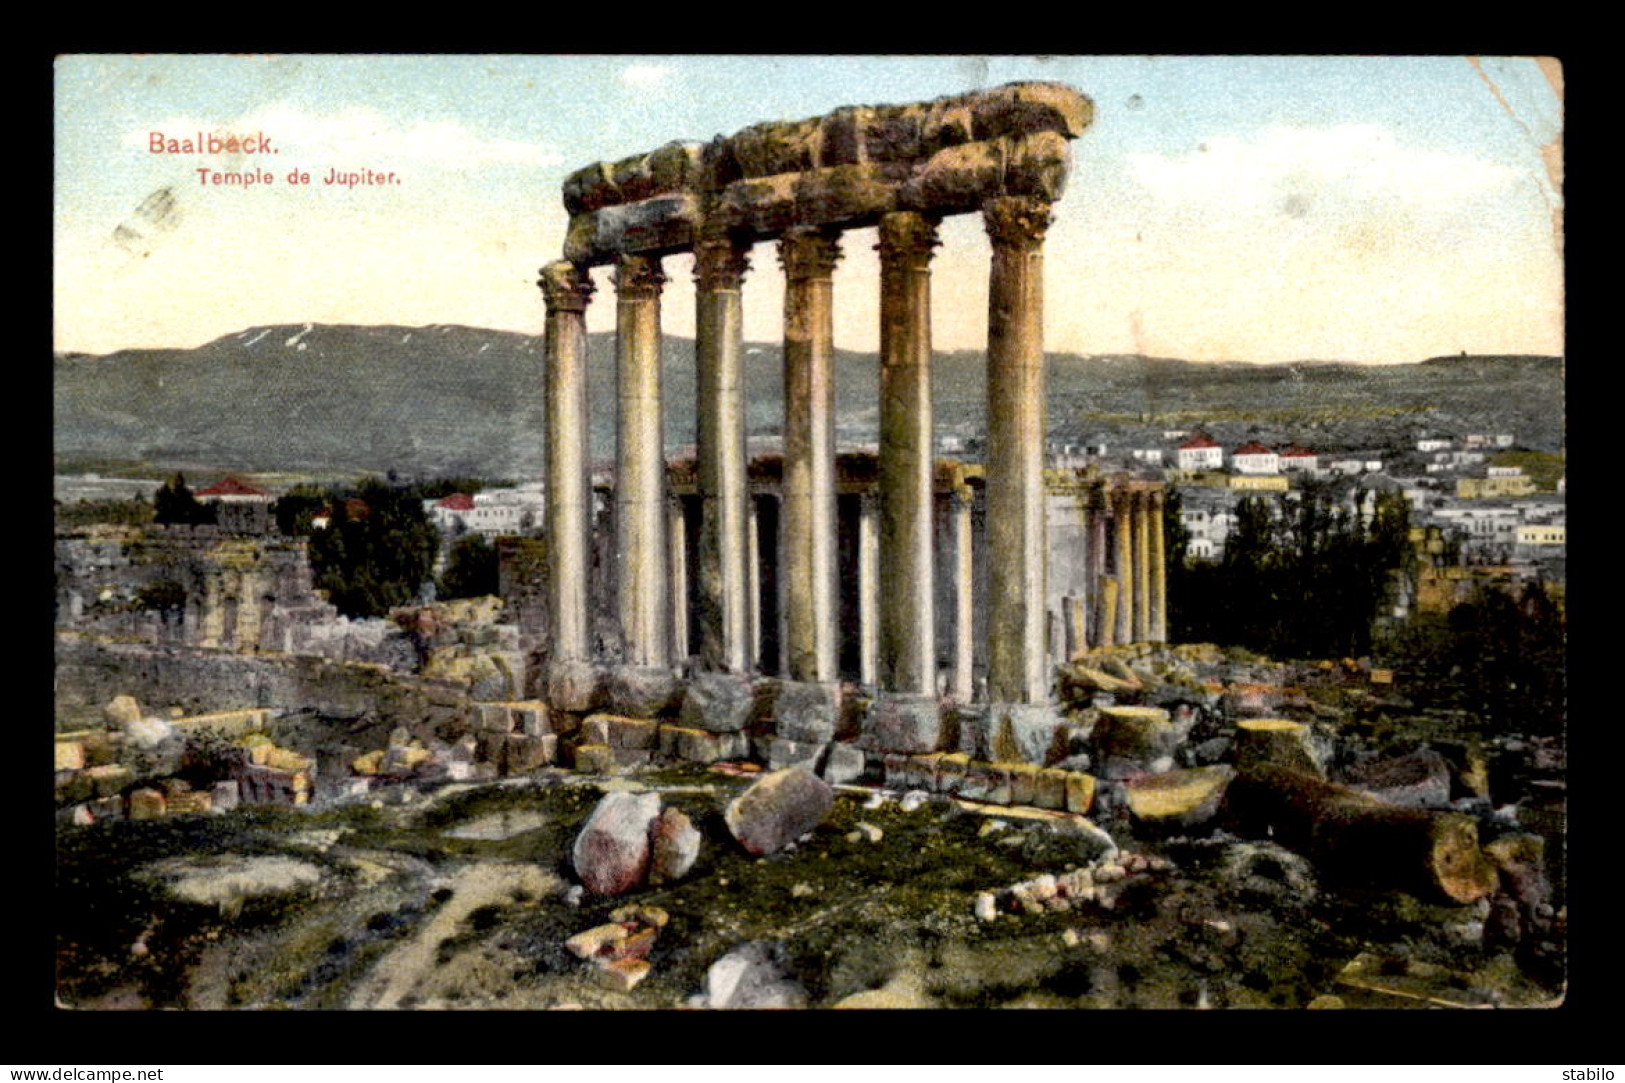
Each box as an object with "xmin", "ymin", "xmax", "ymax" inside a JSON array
[
  {"xmin": 1279, "ymin": 446, "xmax": 1317, "ymax": 472},
  {"xmin": 425, "ymin": 483, "xmax": 545, "ymax": 541},
  {"xmin": 1176, "ymin": 433, "xmax": 1224, "ymax": 471},
  {"xmin": 1230, "ymin": 442, "xmax": 1280, "ymax": 475}
]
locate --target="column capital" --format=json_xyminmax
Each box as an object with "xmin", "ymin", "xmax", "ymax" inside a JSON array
[
  {"xmin": 876, "ymin": 211, "xmax": 941, "ymax": 269},
  {"xmin": 539, "ymin": 260, "xmax": 595, "ymax": 313},
  {"xmin": 778, "ymin": 226, "xmax": 844, "ymax": 280},
  {"xmin": 613, "ymin": 253, "xmax": 667, "ymax": 299},
  {"xmin": 694, "ymin": 233, "xmax": 751, "ymax": 291},
  {"xmin": 982, "ymin": 195, "xmax": 1054, "ymax": 250}
]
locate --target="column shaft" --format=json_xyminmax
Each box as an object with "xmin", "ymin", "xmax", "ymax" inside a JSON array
[
  {"xmin": 694, "ymin": 236, "xmax": 753, "ymax": 673},
  {"xmin": 859, "ymin": 494, "xmax": 880, "ymax": 687},
  {"xmin": 951, "ymin": 487, "xmax": 975, "ymax": 701},
  {"xmin": 540, "ymin": 261, "xmax": 595, "ymax": 662},
  {"xmin": 983, "ymin": 197, "xmax": 1054, "ymax": 704},
  {"xmin": 1150, "ymin": 491, "xmax": 1169, "ymax": 643},
  {"xmin": 748, "ymin": 499, "xmax": 761, "ymax": 669},
  {"xmin": 1134, "ymin": 490, "xmax": 1152, "ymax": 644},
  {"xmin": 1114, "ymin": 491, "xmax": 1135, "ymax": 646},
  {"xmin": 877, "ymin": 211, "xmax": 939, "ymax": 695},
  {"xmin": 779, "ymin": 227, "xmax": 843, "ymax": 683},
  {"xmin": 668, "ymin": 499, "xmax": 689, "ymax": 661},
  {"xmin": 614, "ymin": 255, "xmax": 669, "ymax": 667}
]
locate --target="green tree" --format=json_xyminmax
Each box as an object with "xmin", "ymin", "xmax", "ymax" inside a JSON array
[
  {"xmin": 304, "ymin": 476, "xmax": 439, "ymax": 618},
  {"xmin": 153, "ymin": 473, "xmax": 215, "ymax": 526},
  {"xmin": 440, "ymin": 534, "xmax": 500, "ymax": 600}
]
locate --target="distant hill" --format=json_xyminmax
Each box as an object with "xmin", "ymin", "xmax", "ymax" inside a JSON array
[{"xmin": 53, "ymin": 323, "xmax": 1565, "ymax": 479}]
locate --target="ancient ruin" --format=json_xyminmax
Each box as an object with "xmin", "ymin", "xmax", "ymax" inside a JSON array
[{"xmin": 536, "ymin": 83, "xmax": 1167, "ymax": 761}]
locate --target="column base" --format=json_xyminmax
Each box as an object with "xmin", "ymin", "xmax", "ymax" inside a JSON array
[
  {"xmin": 607, "ymin": 665, "xmax": 683, "ymax": 718},
  {"xmin": 960, "ymin": 702, "xmax": 1065, "ymax": 765},
  {"xmin": 545, "ymin": 659, "xmax": 605, "ymax": 713},
  {"xmin": 773, "ymin": 680, "xmax": 842, "ymax": 744},
  {"xmin": 677, "ymin": 671, "xmax": 756, "ymax": 734},
  {"xmin": 860, "ymin": 692, "xmax": 943, "ymax": 755}
]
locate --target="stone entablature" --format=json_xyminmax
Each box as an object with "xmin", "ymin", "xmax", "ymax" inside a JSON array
[{"xmin": 560, "ymin": 83, "xmax": 1089, "ymax": 265}]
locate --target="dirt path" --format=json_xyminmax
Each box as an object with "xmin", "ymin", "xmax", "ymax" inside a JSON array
[{"xmin": 346, "ymin": 861, "xmax": 560, "ymax": 1010}]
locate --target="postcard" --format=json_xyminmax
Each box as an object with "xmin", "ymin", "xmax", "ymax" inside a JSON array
[{"xmin": 52, "ymin": 54, "xmax": 1564, "ymax": 1012}]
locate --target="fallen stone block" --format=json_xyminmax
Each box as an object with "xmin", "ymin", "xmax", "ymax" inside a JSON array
[
  {"xmin": 1093, "ymin": 705, "xmax": 1180, "ymax": 779},
  {"xmin": 821, "ymin": 742, "xmax": 866, "ymax": 785},
  {"xmin": 1235, "ymin": 718, "xmax": 1325, "ymax": 778},
  {"xmin": 546, "ymin": 659, "xmax": 604, "ymax": 713},
  {"xmin": 574, "ymin": 743, "xmax": 616, "ymax": 774},
  {"xmin": 167, "ymin": 790, "xmax": 213, "ymax": 817},
  {"xmin": 1344, "ymin": 748, "xmax": 1452, "ymax": 808},
  {"xmin": 103, "ymin": 695, "xmax": 144, "ymax": 731},
  {"xmin": 937, "ymin": 753, "xmax": 972, "ymax": 796},
  {"xmin": 211, "ymin": 781, "xmax": 240, "ymax": 813},
  {"xmin": 1006, "ymin": 762, "xmax": 1039, "ymax": 806},
  {"xmin": 128, "ymin": 788, "xmax": 166, "ymax": 821},
  {"xmin": 573, "ymin": 791, "xmax": 661, "ymax": 896},
  {"xmin": 698, "ymin": 941, "xmax": 809, "ymax": 1009},
  {"xmin": 505, "ymin": 733, "xmax": 557, "ymax": 773},
  {"xmin": 1064, "ymin": 771, "xmax": 1097, "ymax": 815},
  {"xmin": 85, "ymin": 764, "xmax": 133, "ymax": 799},
  {"xmin": 960, "ymin": 760, "xmax": 1004, "ymax": 804},
  {"xmin": 606, "ymin": 716, "xmax": 661, "ymax": 751},
  {"xmin": 565, "ymin": 922, "xmax": 629, "ymax": 959},
  {"xmin": 765, "ymin": 736, "xmax": 826, "ymax": 772},
  {"xmin": 679, "ymin": 672, "xmax": 755, "ymax": 734},
  {"xmin": 882, "ymin": 753, "xmax": 909, "ymax": 788},
  {"xmin": 906, "ymin": 753, "xmax": 943, "ymax": 792},
  {"xmin": 55, "ymin": 740, "xmax": 86, "ymax": 772},
  {"xmin": 648, "ymin": 807, "xmax": 701, "ymax": 886},
  {"xmin": 1034, "ymin": 768, "xmax": 1070, "ymax": 811},
  {"xmin": 1124, "ymin": 765, "xmax": 1235, "ymax": 828},
  {"xmin": 725, "ymin": 766, "xmax": 834, "ymax": 856},
  {"xmin": 610, "ymin": 747, "xmax": 653, "ymax": 769}
]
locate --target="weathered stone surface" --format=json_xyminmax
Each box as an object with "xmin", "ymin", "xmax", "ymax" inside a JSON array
[
  {"xmin": 125, "ymin": 714, "xmax": 177, "ymax": 751},
  {"xmin": 85, "ymin": 763, "xmax": 132, "ymax": 799},
  {"xmin": 607, "ymin": 667, "xmax": 682, "ymax": 719},
  {"xmin": 1006, "ymin": 762, "xmax": 1039, "ymax": 806},
  {"xmin": 793, "ymin": 164, "xmax": 897, "ymax": 228},
  {"xmin": 572, "ymin": 791, "xmax": 661, "ymax": 896},
  {"xmin": 679, "ymin": 672, "xmax": 755, "ymax": 734},
  {"xmin": 969, "ymin": 82, "xmax": 1094, "ymax": 142},
  {"xmin": 648, "ymin": 807, "xmax": 701, "ymax": 886},
  {"xmin": 775, "ymin": 680, "xmax": 841, "ymax": 744},
  {"xmin": 764, "ymin": 736, "xmax": 826, "ymax": 772},
  {"xmin": 563, "ymin": 194, "xmax": 702, "ymax": 264},
  {"xmin": 1124, "ymin": 765, "xmax": 1235, "ymax": 827},
  {"xmin": 546, "ymin": 659, "xmax": 604, "ymax": 713},
  {"xmin": 211, "ymin": 780, "xmax": 240, "ymax": 813},
  {"xmin": 1064, "ymin": 771, "xmax": 1097, "ymax": 814},
  {"xmin": 698, "ymin": 942, "xmax": 809, "ymax": 1009},
  {"xmin": 128, "ymin": 788, "xmax": 166, "ymax": 820},
  {"xmin": 862, "ymin": 693, "xmax": 942, "ymax": 753},
  {"xmin": 988, "ymin": 703, "xmax": 1065, "ymax": 765},
  {"xmin": 821, "ymin": 742, "xmax": 866, "ymax": 785},
  {"xmin": 104, "ymin": 695, "xmax": 144, "ymax": 730},
  {"xmin": 1344, "ymin": 748, "xmax": 1452, "ymax": 808},
  {"xmin": 504, "ymin": 733, "xmax": 557, "ymax": 772},
  {"xmin": 1034, "ymin": 768, "xmax": 1070, "ymax": 810},
  {"xmin": 1234, "ymin": 718, "xmax": 1325, "ymax": 778},
  {"xmin": 733, "ymin": 117, "xmax": 823, "ymax": 178},
  {"xmin": 1060, "ymin": 664, "xmax": 1143, "ymax": 697},
  {"xmin": 936, "ymin": 752, "xmax": 972, "ymax": 796},
  {"xmin": 55, "ymin": 740, "xmax": 86, "ymax": 772},
  {"xmin": 1093, "ymin": 705, "xmax": 1180, "ymax": 778},
  {"xmin": 725, "ymin": 766, "xmax": 834, "ymax": 856},
  {"xmin": 573, "ymin": 743, "xmax": 615, "ymax": 774}
]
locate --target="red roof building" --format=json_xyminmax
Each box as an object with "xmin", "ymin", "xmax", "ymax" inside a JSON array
[
  {"xmin": 195, "ymin": 477, "xmax": 271, "ymax": 500},
  {"xmin": 436, "ymin": 493, "xmax": 476, "ymax": 511}
]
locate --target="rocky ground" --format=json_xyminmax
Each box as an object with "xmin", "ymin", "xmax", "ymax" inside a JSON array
[{"xmin": 54, "ymin": 643, "xmax": 1565, "ymax": 1011}]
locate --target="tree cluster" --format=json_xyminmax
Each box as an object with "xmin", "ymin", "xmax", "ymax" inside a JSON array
[
  {"xmin": 152, "ymin": 473, "xmax": 216, "ymax": 527},
  {"xmin": 274, "ymin": 477, "xmax": 439, "ymax": 619},
  {"xmin": 1169, "ymin": 485, "xmax": 1413, "ymax": 660}
]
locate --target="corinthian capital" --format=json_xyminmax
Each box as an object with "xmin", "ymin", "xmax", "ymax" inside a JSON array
[
  {"xmin": 876, "ymin": 211, "xmax": 941, "ymax": 269},
  {"xmin": 982, "ymin": 195, "xmax": 1054, "ymax": 250},
  {"xmin": 778, "ymin": 226, "xmax": 844, "ymax": 281},
  {"xmin": 613, "ymin": 254, "xmax": 667, "ymax": 299},
  {"xmin": 693, "ymin": 233, "xmax": 752, "ymax": 291},
  {"xmin": 538, "ymin": 261, "xmax": 595, "ymax": 313}
]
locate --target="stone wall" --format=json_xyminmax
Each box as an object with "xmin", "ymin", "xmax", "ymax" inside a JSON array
[{"xmin": 55, "ymin": 634, "xmax": 479, "ymax": 737}]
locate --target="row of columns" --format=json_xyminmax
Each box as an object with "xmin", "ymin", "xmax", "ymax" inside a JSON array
[
  {"xmin": 1090, "ymin": 487, "xmax": 1168, "ymax": 651},
  {"xmin": 541, "ymin": 196, "xmax": 1064, "ymax": 709}
]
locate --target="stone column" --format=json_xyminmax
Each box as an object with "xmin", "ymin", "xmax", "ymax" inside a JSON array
[
  {"xmin": 778, "ymin": 226, "xmax": 843, "ymax": 685},
  {"xmin": 1089, "ymin": 488, "xmax": 1109, "ymax": 648},
  {"xmin": 951, "ymin": 485, "xmax": 975, "ymax": 703},
  {"xmin": 1114, "ymin": 489, "xmax": 1135, "ymax": 646},
  {"xmin": 876, "ymin": 211, "xmax": 939, "ymax": 696},
  {"xmin": 748, "ymin": 499, "xmax": 761, "ymax": 669},
  {"xmin": 858, "ymin": 493, "xmax": 880, "ymax": 687},
  {"xmin": 983, "ymin": 196, "xmax": 1054, "ymax": 706},
  {"xmin": 1150, "ymin": 489, "xmax": 1169, "ymax": 644},
  {"xmin": 694, "ymin": 234, "xmax": 753, "ymax": 675},
  {"xmin": 613, "ymin": 254, "xmax": 670, "ymax": 669},
  {"xmin": 1134, "ymin": 489, "xmax": 1152, "ymax": 644},
  {"xmin": 539, "ymin": 261, "xmax": 599, "ymax": 708},
  {"xmin": 668, "ymin": 498, "xmax": 688, "ymax": 662}
]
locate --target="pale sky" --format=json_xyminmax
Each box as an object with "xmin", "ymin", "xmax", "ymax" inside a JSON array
[{"xmin": 54, "ymin": 55, "xmax": 1563, "ymax": 364}]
